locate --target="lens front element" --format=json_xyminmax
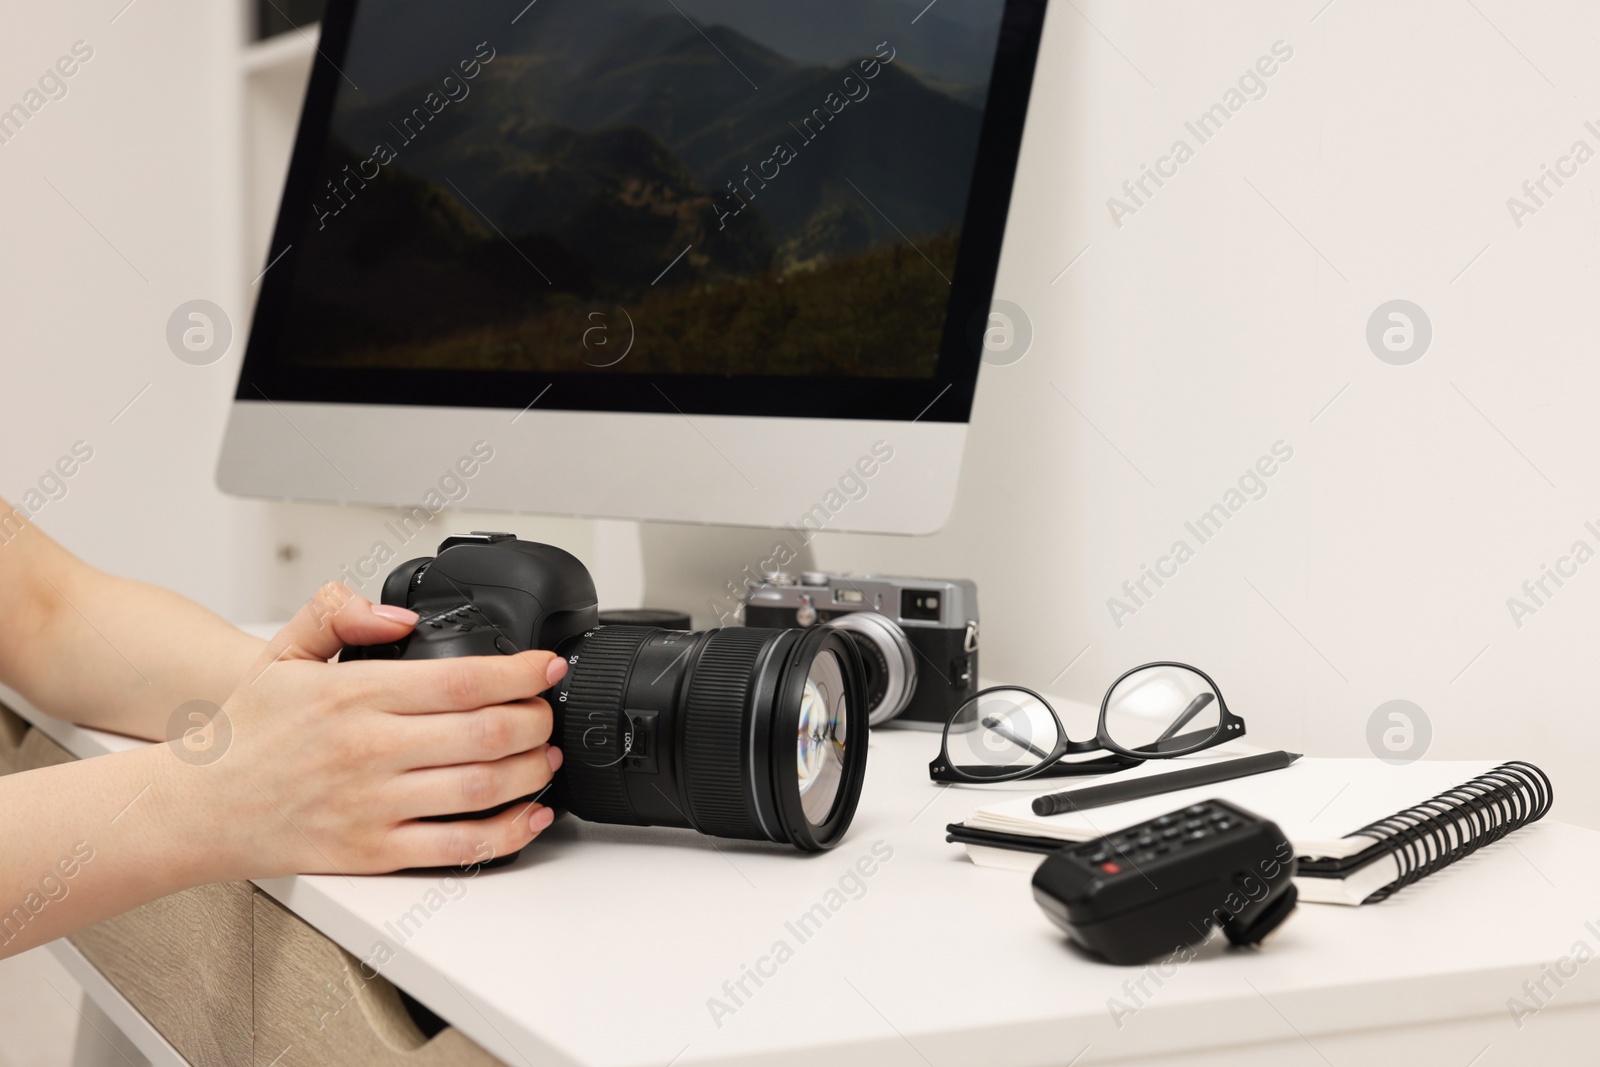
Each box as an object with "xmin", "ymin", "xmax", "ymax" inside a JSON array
[{"xmin": 797, "ymin": 650, "xmax": 849, "ymax": 822}]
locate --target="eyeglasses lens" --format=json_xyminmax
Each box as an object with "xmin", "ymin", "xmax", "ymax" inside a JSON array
[
  {"xmin": 945, "ymin": 689, "xmax": 1063, "ymax": 777},
  {"xmin": 1102, "ymin": 664, "xmax": 1222, "ymax": 756}
]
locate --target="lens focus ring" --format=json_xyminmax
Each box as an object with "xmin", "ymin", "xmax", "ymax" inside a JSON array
[
  {"xmin": 682, "ymin": 629, "xmax": 770, "ymax": 839},
  {"xmin": 556, "ymin": 626, "xmax": 649, "ymax": 824}
]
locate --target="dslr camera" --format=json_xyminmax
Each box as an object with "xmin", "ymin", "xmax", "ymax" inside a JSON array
[
  {"xmin": 742, "ymin": 571, "xmax": 978, "ymax": 729},
  {"xmin": 341, "ymin": 534, "xmax": 870, "ymax": 852}
]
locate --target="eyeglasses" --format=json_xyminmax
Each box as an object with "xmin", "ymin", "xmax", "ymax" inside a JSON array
[{"xmin": 928, "ymin": 662, "xmax": 1245, "ymax": 784}]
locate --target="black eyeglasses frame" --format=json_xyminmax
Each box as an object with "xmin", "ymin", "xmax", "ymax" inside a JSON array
[{"xmin": 927, "ymin": 661, "xmax": 1246, "ymax": 784}]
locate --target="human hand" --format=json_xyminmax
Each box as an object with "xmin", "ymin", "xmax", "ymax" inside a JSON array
[{"xmin": 171, "ymin": 583, "xmax": 566, "ymax": 881}]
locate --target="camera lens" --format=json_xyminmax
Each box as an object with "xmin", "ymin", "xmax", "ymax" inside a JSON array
[
  {"xmin": 550, "ymin": 625, "xmax": 869, "ymax": 851},
  {"xmin": 823, "ymin": 612, "xmax": 916, "ymax": 726}
]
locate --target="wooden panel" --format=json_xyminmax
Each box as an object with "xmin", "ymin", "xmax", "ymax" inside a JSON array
[
  {"xmin": 69, "ymin": 881, "xmax": 256, "ymax": 1067},
  {"xmin": 4, "ymin": 721, "xmax": 252, "ymax": 1067},
  {"xmin": 14, "ymin": 724, "xmax": 75, "ymax": 772},
  {"xmin": 4, "ymin": 720, "xmax": 498, "ymax": 1065},
  {"xmin": 252, "ymin": 893, "xmax": 502, "ymax": 1067},
  {"xmin": 0, "ymin": 702, "xmax": 27, "ymax": 776}
]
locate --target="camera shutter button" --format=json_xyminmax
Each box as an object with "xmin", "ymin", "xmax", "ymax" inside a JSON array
[{"xmin": 494, "ymin": 635, "xmax": 519, "ymax": 655}]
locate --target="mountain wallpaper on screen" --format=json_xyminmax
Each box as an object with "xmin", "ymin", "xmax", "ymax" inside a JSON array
[{"xmin": 277, "ymin": 0, "xmax": 1006, "ymax": 377}]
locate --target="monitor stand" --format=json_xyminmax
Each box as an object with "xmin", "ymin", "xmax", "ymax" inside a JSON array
[{"xmin": 637, "ymin": 522, "xmax": 818, "ymax": 630}]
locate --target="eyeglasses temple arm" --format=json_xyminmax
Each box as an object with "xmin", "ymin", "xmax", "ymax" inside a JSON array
[
  {"xmin": 1154, "ymin": 692, "xmax": 1214, "ymax": 743},
  {"xmin": 1025, "ymin": 753, "xmax": 1142, "ymax": 778},
  {"xmin": 980, "ymin": 715, "xmax": 1054, "ymax": 760},
  {"xmin": 1130, "ymin": 726, "xmax": 1221, "ymax": 756}
]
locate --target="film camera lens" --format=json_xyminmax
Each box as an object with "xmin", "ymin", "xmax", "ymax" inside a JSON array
[
  {"xmin": 822, "ymin": 612, "xmax": 917, "ymax": 727},
  {"xmin": 342, "ymin": 535, "xmax": 869, "ymax": 852}
]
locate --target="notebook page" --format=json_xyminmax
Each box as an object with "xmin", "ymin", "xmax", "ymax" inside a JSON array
[{"xmin": 964, "ymin": 757, "xmax": 1504, "ymax": 859}]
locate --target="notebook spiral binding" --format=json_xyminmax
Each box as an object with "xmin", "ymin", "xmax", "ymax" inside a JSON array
[{"xmin": 1348, "ymin": 760, "xmax": 1553, "ymax": 904}]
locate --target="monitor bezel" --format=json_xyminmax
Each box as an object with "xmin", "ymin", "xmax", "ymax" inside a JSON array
[{"xmin": 234, "ymin": 0, "xmax": 1049, "ymax": 423}]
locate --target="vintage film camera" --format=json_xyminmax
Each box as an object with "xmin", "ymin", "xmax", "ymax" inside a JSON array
[{"xmin": 741, "ymin": 571, "xmax": 978, "ymax": 728}]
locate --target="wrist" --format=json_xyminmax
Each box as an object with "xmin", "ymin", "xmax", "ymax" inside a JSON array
[{"xmin": 133, "ymin": 742, "xmax": 257, "ymax": 888}]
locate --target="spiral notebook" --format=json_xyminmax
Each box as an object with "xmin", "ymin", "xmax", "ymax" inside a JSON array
[{"xmin": 948, "ymin": 757, "xmax": 1553, "ymax": 905}]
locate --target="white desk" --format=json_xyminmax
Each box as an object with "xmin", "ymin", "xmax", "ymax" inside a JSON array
[{"xmin": 15, "ymin": 691, "xmax": 1600, "ymax": 1067}]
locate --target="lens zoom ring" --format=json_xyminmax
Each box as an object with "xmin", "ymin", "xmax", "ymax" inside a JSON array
[
  {"xmin": 683, "ymin": 629, "xmax": 770, "ymax": 839},
  {"xmin": 558, "ymin": 627, "xmax": 649, "ymax": 825}
]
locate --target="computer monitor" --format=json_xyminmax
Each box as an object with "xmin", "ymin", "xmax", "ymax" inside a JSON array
[{"xmin": 218, "ymin": 0, "xmax": 1048, "ymax": 535}]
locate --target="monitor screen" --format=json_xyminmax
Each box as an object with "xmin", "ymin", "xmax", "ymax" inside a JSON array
[{"xmin": 239, "ymin": 0, "xmax": 1045, "ymax": 420}]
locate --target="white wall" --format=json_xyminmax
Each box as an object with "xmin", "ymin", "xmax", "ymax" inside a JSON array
[
  {"xmin": 815, "ymin": 0, "xmax": 1600, "ymax": 826},
  {"xmin": 0, "ymin": 0, "xmax": 270, "ymax": 617},
  {"xmin": 5, "ymin": 2, "xmax": 1599, "ymax": 826}
]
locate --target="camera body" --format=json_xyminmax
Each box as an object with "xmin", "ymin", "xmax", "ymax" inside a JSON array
[
  {"xmin": 742, "ymin": 571, "xmax": 978, "ymax": 728},
  {"xmin": 348, "ymin": 532, "xmax": 600, "ymax": 662}
]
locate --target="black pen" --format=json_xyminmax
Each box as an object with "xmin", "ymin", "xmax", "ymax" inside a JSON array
[{"xmin": 1031, "ymin": 750, "xmax": 1302, "ymax": 817}]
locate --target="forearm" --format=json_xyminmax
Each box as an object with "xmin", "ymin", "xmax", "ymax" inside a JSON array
[
  {"xmin": 0, "ymin": 579, "xmax": 564, "ymax": 959},
  {"xmin": 24, "ymin": 568, "xmax": 265, "ymax": 740},
  {"xmin": 0, "ymin": 746, "xmax": 225, "ymax": 959},
  {"xmin": 0, "ymin": 504, "xmax": 263, "ymax": 740}
]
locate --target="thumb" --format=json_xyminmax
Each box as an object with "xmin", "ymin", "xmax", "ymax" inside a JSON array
[{"xmin": 259, "ymin": 583, "xmax": 419, "ymax": 667}]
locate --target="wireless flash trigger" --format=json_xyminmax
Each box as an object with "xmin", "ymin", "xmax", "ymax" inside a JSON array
[{"xmin": 1031, "ymin": 800, "xmax": 1299, "ymax": 966}]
